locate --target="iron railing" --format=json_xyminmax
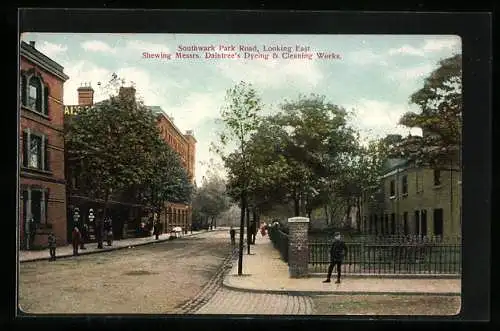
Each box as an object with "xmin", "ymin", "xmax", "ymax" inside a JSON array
[
  {"xmin": 268, "ymin": 226, "xmax": 289, "ymax": 263},
  {"xmin": 309, "ymin": 240, "xmax": 461, "ymax": 274}
]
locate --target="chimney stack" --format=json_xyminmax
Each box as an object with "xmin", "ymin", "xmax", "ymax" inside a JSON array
[
  {"xmin": 77, "ymin": 82, "xmax": 94, "ymax": 106},
  {"xmin": 29, "ymin": 41, "xmax": 35, "ymax": 48},
  {"xmin": 119, "ymin": 86, "xmax": 136, "ymax": 103}
]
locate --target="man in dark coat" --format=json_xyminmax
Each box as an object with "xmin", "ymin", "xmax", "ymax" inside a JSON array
[
  {"xmin": 72, "ymin": 227, "xmax": 81, "ymax": 256},
  {"xmin": 80, "ymin": 222, "xmax": 88, "ymax": 250},
  {"xmin": 96, "ymin": 214, "xmax": 104, "ymax": 249},
  {"xmin": 323, "ymin": 232, "xmax": 348, "ymax": 284},
  {"xmin": 229, "ymin": 226, "xmax": 236, "ymax": 245},
  {"xmin": 48, "ymin": 232, "xmax": 57, "ymax": 261}
]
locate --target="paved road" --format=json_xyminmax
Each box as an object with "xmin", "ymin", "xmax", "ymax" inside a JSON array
[
  {"xmin": 19, "ymin": 228, "xmax": 458, "ymax": 316},
  {"xmin": 196, "ymin": 288, "xmax": 314, "ymax": 314},
  {"xmin": 19, "ymin": 230, "xmax": 234, "ymax": 314}
]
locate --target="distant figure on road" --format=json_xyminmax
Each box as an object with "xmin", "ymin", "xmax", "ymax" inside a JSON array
[
  {"xmin": 96, "ymin": 214, "xmax": 104, "ymax": 249},
  {"xmin": 80, "ymin": 222, "xmax": 88, "ymax": 250},
  {"xmin": 230, "ymin": 227, "xmax": 236, "ymax": 245},
  {"xmin": 323, "ymin": 232, "xmax": 348, "ymax": 284},
  {"xmin": 153, "ymin": 221, "xmax": 160, "ymax": 240},
  {"xmin": 104, "ymin": 217, "xmax": 113, "ymax": 246},
  {"xmin": 72, "ymin": 227, "xmax": 81, "ymax": 256},
  {"xmin": 48, "ymin": 231, "xmax": 56, "ymax": 261},
  {"xmin": 260, "ymin": 224, "xmax": 267, "ymax": 237},
  {"xmin": 250, "ymin": 222, "xmax": 257, "ymax": 244}
]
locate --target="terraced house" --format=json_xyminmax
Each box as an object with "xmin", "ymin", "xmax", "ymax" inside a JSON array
[
  {"xmin": 360, "ymin": 158, "xmax": 462, "ymax": 240},
  {"xmin": 19, "ymin": 41, "xmax": 69, "ymax": 248}
]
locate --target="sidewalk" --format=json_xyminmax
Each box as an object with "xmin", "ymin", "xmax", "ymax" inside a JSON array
[
  {"xmin": 19, "ymin": 228, "xmax": 217, "ymax": 263},
  {"xmin": 222, "ymin": 235, "xmax": 461, "ymax": 296}
]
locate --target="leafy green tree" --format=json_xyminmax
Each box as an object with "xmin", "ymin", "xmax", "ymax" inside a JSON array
[
  {"xmin": 144, "ymin": 138, "xmax": 193, "ymax": 216},
  {"xmin": 390, "ymin": 54, "xmax": 462, "ymax": 168},
  {"xmin": 213, "ymin": 81, "xmax": 263, "ymax": 275},
  {"xmin": 262, "ymin": 95, "xmax": 358, "ymax": 219},
  {"xmin": 192, "ymin": 173, "xmax": 230, "ymax": 229},
  {"xmin": 65, "ymin": 74, "xmax": 192, "ymax": 224}
]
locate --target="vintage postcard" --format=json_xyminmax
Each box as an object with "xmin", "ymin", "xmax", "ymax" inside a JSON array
[{"xmin": 19, "ymin": 31, "xmax": 465, "ymax": 316}]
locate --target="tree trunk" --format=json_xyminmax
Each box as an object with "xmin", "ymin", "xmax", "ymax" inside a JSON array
[
  {"xmin": 237, "ymin": 190, "xmax": 246, "ymax": 275},
  {"xmin": 356, "ymin": 196, "xmax": 361, "ymax": 233},
  {"xmin": 324, "ymin": 205, "xmax": 329, "ymax": 225},
  {"xmin": 345, "ymin": 204, "xmax": 352, "ymax": 229},
  {"xmin": 246, "ymin": 205, "xmax": 251, "ymax": 254}
]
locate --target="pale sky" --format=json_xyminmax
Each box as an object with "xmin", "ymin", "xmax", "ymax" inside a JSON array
[{"xmin": 21, "ymin": 33, "xmax": 461, "ymax": 184}]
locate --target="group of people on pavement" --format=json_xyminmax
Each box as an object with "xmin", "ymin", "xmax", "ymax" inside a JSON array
[
  {"xmin": 47, "ymin": 214, "xmax": 115, "ymax": 261},
  {"xmin": 229, "ymin": 222, "xmax": 269, "ymax": 246}
]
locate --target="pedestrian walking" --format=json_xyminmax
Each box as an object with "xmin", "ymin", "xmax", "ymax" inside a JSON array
[
  {"xmin": 48, "ymin": 231, "xmax": 56, "ymax": 261},
  {"xmin": 323, "ymin": 232, "xmax": 348, "ymax": 284},
  {"xmin": 250, "ymin": 222, "xmax": 257, "ymax": 244},
  {"xmin": 105, "ymin": 217, "xmax": 113, "ymax": 246},
  {"xmin": 154, "ymin": 221, "xmax": 160, "ymax": 240},
  {"xmin": 80, "ymin": 222, "xmax": 88, "ymax": 250},
  {"xmin": 72, "ymin": 227, "xmax": 81, "ymax": 256},
  {"xmin": 230, "ymin": 226, "xmax": 236, "ymax": 245}
]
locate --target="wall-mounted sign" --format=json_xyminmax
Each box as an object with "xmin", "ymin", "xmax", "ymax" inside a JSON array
[{"xmin": 64, "ymin": 105, "xmax": 91, "ymax": 115}]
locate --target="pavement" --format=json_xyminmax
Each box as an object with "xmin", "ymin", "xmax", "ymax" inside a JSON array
[
  {"xmin": 221, "ymin": 235, "xmax": 462, "ymax": 296},
  {"xmin": 19, "ymin": 228, "xmax": 222, "ymax": 263}
]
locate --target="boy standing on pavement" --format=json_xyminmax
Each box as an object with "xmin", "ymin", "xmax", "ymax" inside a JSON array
[
  {"xmin": 48, "ymin": 232, "xmax": 56, "ymax": 261},
  {"xmin": 323, "ymin": 232, "xmax": 348, "ymax": 284}
]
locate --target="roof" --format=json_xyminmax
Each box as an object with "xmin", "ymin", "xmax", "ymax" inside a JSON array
[
  {"xmin": 148, "ymin": 106, "xmax": 196, "ymax": 142},
  {"xmin": 20, "ymin": 41, "xmax": 69, "ymax": 81},
  {"xmin": 380, "ymin": 158, "xmax": 409, "ymax": 178}
]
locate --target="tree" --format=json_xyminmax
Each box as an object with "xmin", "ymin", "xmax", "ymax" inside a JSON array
[
  {"xmin": 65, "ymin": 74, "xmax": 192, "ymax": 227},
  {"xmin": 191, "ymin": 173, "xmax": 230, "ymax": 229},
  {"xmin": 213, "ymin": 81, "xmax": 263, "ymax": 275},
  {"xmin": 250, "ymin": 95, "xmax": 358, "ymax": 221},
  {"xmin": 390, "ymin": 54, "xmax": 462, "ymax": 169},
  {"xmin": 144, "ymin": 138, "xmax": 193, "ymax": 219}
]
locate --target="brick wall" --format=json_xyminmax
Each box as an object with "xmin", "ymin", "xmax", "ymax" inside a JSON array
[
  {"xmin": 20, "ymin": 54, "xmax": 68, "ymax": 247},
  {"xmin": 287, "ymin": 217, "xmax": 310, "ymax": 278}
]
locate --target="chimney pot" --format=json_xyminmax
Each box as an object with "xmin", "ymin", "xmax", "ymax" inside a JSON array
[{"xmin": 29, "ymin": 41, "xmax": 35, "ymax": 47}]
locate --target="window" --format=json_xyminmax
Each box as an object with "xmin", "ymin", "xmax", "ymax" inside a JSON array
[
  {"xmin": 434, "ymin": 169, "xmax": 441, "ymax": 186},
  {"xmin": 403, "ymin": 212, "xmax": 408, "ymax": 235},
  {"xmin": 21, "ymin": 187, "xmax": 49, "ymax": 228},
  {"xmin": 29, "ymin": 135, "xmax": 42, "ymax": 168},
  {"xmin": 433, "ymin": 208, "xmax": 444, "ymax": 236},
  {"xmin": 21, "ymin": 73, "xmax": 49, "ymax": 116},
  {"xmin": 22, "ymin": 130, "xmax": 50, "ymax": 171},
  {"xmin": 414, "ymin": 210, "xmax": 420, "ymax": 235},
  {"xmin": 390, "ymin": 180, "xmax": 395, "ymax": 197},
  {"xmin": 384, "ymin": 214, "xmax": 388, "ymax": 235},
  {"xmin": 416, "ymin": 170, "xmax": 423, "ymax": 193},
  {"xmin": 421, "ymin": 210, "xmax": 428, "ymax": 235},
  {"xmin": 28, "ymin": 78, "xmax": 42, "ymax": 110},
  {"xmin": 402, "ymin": 175, "xmax": 408, "ymax": 196},
  {"xmin": 391, "ymin": 213, "xmax": 396, "ymax": 235}
]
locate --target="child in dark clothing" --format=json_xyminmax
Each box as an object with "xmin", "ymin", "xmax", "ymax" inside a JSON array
[{"xmin": 48, "ymin": 232, "xmax": 56, "ymax": 261}]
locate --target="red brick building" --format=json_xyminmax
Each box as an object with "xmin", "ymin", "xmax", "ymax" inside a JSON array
[
  {"xmin": 19, "ymin": 41, "xmax": 69, "ymax": 249},
  {"xmin": 67, "ymin": 86, "xmax": 196, "ymax": 236},
  {"xmin": 152, "ymin": 106, "xmax": 196, "ymax": 232}
]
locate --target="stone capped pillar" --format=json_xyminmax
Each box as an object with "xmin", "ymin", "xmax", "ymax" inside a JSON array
[{"xmin": 287, "ymin": 216, "xmax": 310, "ymax": 278}]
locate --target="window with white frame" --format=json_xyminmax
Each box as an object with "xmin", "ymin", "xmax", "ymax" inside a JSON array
[
  {"xmin": 20, "ymin": 72, "xmax": 49, "ymax": 116},
  {"xmin": 22, "ymin": 130, "xmax": 50, "ymax": 171},
  {"xmin": 21, "ymin": 187, "xmax": 49, "ymax": 227}
]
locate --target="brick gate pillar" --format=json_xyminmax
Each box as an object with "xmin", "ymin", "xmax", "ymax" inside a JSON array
[{"xmin": 287, "ymin": 216, "xmax": 310, "ymax": 278}]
